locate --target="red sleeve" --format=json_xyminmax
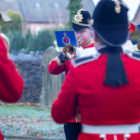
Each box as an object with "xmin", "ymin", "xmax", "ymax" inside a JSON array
[
  {"xmin": 0, "ymin": 36, "xmax": 24, "ymax": 103},
  {"xmin": 48, "ymin": 59, "xmax": 65, "ymax": 75},
  {"xmin": 51, "ymin": 64, "xmax": 77, "ymax": 123}
]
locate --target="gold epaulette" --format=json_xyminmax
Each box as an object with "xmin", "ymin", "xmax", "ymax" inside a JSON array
[{"xmin": 51, "ymin": 56, "xmax": 63, "ymax": 65}]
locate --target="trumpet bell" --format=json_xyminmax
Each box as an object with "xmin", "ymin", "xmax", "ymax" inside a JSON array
[{"xmin": 63, "ymin": 44, "xmax": 76, "ymax": 56}]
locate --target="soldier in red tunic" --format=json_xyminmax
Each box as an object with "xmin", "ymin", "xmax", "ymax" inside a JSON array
[
  {"xmin": 48, "ymin": 9, "xmax": 95, "ymax": 140},
  {"xmin": 48, "ymin": 9, "xmax": 95, "ymax": 75},
  {"xmin": 0, "ymin": 12, "xmax": 24, "ymax": 140},
  {"xmin": 0, "ymin": 34, "xmax": 24, "ymax": 140},
  {"xmin": 51, "ymin": 0, "xmax": 140, "ymax": 140}
]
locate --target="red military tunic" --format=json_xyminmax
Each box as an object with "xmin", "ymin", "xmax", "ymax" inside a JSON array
[
  {"xmin": 51, "ymin": 49, "xmax": 140, "ymax": 140},
  {"xmin": 49, "ymin": 42, "xmax": 94, "ymax": 123},
  {"xmin": 48, "ymin": 42, "xmax": 94, "ymax": 75},
  {"xmin": 48, "ymin": 58, "xmax": 70, "ymax": 75},
  {"xmin": 0, "ymin": 35, "xmax": 24, "ymax": 139}
]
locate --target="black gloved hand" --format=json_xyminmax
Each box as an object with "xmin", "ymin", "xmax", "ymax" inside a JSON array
[{"xmin": 58, "ymin": 52, "xmax": 68, "ymax": 63}]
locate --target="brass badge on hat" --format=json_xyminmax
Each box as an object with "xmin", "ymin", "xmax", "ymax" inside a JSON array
[{"xmin": 74, "ymin": 11, "xmax": 83, "ymax": 23}]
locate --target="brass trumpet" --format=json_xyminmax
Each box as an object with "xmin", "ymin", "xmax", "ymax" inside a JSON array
[{"xmin": 63, "ymin": 44, "xmax": 76, "ymax": 59}]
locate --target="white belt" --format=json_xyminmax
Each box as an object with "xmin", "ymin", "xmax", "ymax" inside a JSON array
[{"xmin": 82, "ymin": 123, "xmax": 140, "ymax": 134}]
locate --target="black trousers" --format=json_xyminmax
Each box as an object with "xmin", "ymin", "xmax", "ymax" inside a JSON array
[{"xmin": 64, "ymin": 122, "xmax": 81, "ymax": 140}]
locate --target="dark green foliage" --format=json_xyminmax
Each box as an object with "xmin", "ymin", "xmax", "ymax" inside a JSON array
[
  {"xmin": 67, "ymin": 0, "xmax": 81, "ymax": 28},
  {"xmin": 26, "ymin": 30, "xmax": 55, "ymax": 53},
  {"xmin": 7, "ymin": 32, "xmax": 26, "ymax": 52},
  {"xmin": 36, "ymin": 30, "xmax": 55, "ymax": 51},
  {"xmin": 25, "ymin": 30, "xmax": 32, "ymax": 47},
  {"xmin": 1, "ymin": 10, "xmax": 22, "ymax": 34},
  {"xmin": 26, "ymin": 34, "xmax": 38, "ymax": 53},
  {"xmin": 7, "ymin": 29, "xmax": 55, "ymax": 53}
]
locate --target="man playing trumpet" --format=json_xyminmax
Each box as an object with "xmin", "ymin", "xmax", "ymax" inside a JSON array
[
  {"xmin": 48, "ymin": 44, "xmax": 75, "ymax": 75},
  {"xmin": 48, "ymin": 9, "xmax": 95, "ymax": 75},
  {"xmin": 48, "ymin": 9, "xmax": 95, "ymax": 140}
]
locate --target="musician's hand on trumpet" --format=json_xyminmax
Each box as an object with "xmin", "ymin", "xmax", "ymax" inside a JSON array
[
  {"xmin": 58, "ymin": 44, "xmax": 76, "ymax": 64},
  {"xmin": 58, "ymin": 52, "xmax": 68, "ymax": 64}
]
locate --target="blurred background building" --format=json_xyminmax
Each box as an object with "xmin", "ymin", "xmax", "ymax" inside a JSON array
[{"xmin": 0, "ymin": 0, "xmax": 94, "ymax": 34}]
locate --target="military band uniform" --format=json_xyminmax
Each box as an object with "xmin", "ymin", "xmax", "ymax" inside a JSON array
[
  {"xmin": 52, "ymin": 47, "xmax": 140, "ymax": 140},
  {"xmin": 0, "ymin": 35, "xmax": 24, "ymax": 139},
  {"xmin": 48, "ymin": 42, "xmax": 94, "ymax": 140},
  {"xmin": 48, "ymin": 42, "xmax": 94, "ymax": 75},
  {"xmin": 51, "ymin": 0, "xmax": 140, "ymax": 140},
  {"xmin": 49, "ymin": 9, "xmax": 95, "ymax": 140},
  {"xmin": 48, "ymin": 57, "xmax": 70, "ymax": 75}
]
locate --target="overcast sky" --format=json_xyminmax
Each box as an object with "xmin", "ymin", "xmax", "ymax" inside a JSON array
[{"xmin": 93, "ymin": 0, "xmax": 140, "ymax": 21}]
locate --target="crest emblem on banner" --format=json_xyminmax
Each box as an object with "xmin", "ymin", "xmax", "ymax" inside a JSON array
[
  {"xmin": 55, "ymin": 31, "xmax": 77, "ymax": 47},
  {"xmin": 62, "ymin": 33, "xmax": 70, "ymax": 45}
]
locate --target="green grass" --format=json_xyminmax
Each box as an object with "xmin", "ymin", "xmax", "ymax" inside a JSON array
[{"xmin": 0, "ymin": 104, "xmax": 64, "ymax": 138}]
